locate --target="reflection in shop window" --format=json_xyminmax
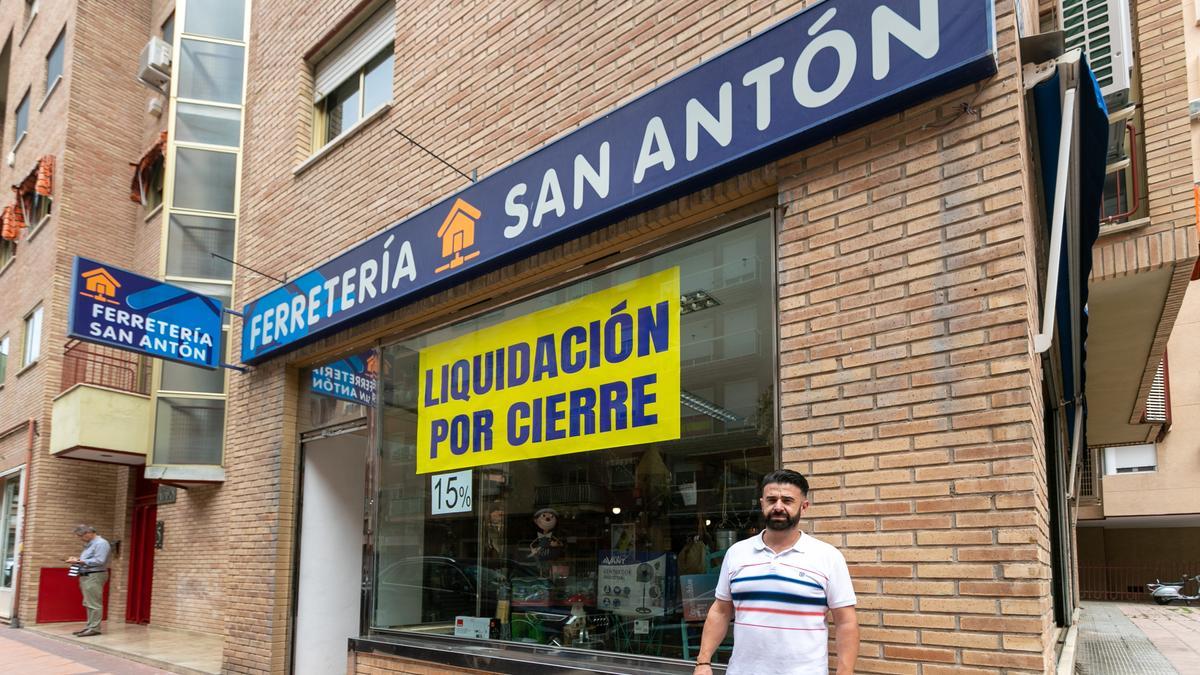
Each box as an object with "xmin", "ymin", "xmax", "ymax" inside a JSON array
[{"xmin": 372, "ymin": 217, "xmax": 775, "ymax": 660}]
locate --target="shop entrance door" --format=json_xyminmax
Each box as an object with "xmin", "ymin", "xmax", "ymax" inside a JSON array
[
  {"xmin": 126, "ymin": 468, "xmax": 157, "ymax": 624},
  {"xmin": 292, "ymin": 428, "xmax": 367, "ymax": 675},
  {"xmin": 0, "ymin": 470, "xmax": 23, "ymax": 620}
]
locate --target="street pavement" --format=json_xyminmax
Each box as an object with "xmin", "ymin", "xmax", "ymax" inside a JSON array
[
  {"xmin": 1074, "ymin": 602, "xmax": 1200, "ymax": 675},
  {"xmin": 1120, "ymin": 602, "xmax": 1200, "ymax": 674},
  {"xmin": 0, "ymin": 625, "xmax": 170, "ymax": 675}
]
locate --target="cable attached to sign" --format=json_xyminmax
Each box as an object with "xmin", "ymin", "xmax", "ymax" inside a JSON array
[
  {"xmin": 393, "ymin": 128, "xmax": 477, "ymax": 184},
  {"xmin": 211, "ymin": 252, "xmax": 287, "ymax": 284}
]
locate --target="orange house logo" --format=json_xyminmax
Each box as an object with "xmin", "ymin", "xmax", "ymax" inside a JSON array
[
  {"xmin": 80, "ymin": 267, "xmax": 122, "ymax": 305},
  {"xmin": 435, "ymin": 198, "xmax": 482, "ymax": 274}
]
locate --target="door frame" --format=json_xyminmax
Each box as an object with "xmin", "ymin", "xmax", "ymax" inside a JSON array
[
  {"xmin": 288, "ymin": 420, "xmax": 369, "ymax": 674},
  {"xmin": 0, "ymin": 467, "xmax": 25, "ymax": 620}
]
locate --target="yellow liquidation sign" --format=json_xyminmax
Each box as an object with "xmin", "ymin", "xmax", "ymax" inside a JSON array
[{"xmin": 416, "ymin": 268, "xmax": 681, "ymax": 474}]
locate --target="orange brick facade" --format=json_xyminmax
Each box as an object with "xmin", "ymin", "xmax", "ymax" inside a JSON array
[
  {"xmin": 226, "ymin": 0, "xmax": 1070, "ymax": 673},
  {"xmin": 1, "ymin": 0, "xmax": 1192, "ymax": 673},
  {"xmin": 0, "ymin": 0, "xmax": 227, "ymax": 638}
]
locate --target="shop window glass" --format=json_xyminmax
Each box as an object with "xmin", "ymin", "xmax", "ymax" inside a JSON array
[
  {"xmin": 173, "ymin": 148, "xmax": 237, "ymax": 213},
  {"xmin": 301, "ymin": 350, "xmax": 376, "ymax": 432},
  {"xmin": 153, "ymin": 396, "xmax": 224, "ymax": 465},
  {"xmin": 183, "ymin": 0, "xmax": 245, "ymax": 41},
  {"xmin": 166, "ymin": 213, "xmax": 235, "ymax": 279},
  {"xmin": 176, "ymin": 102, "xmax": 241, "ymax": 147},
  {"xmin": 371, "ymin": 217, "xmax": 775, "ymax": 661},
  {"xmin": 177, "ymin": 39, "xmax": 244, "ymax": 105}
]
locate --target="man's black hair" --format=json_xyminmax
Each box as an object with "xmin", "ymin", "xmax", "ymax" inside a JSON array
[{"xmin": 761, "ymin": 469, "xmax": 809, "ymax": 496}]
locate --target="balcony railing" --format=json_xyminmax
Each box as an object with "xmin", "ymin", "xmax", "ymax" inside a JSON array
[
  {"xmin": 60, "ymin": 340, "xmax": 151, "ymax": 395},
  {"xmin": 1079, "ymin": 563, "xmax": 1200, "ymax": 602}
]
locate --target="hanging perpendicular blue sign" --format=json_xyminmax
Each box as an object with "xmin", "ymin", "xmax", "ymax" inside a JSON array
[{"xmin": 68, "ymin": 256, "xmax": 224, "ymax": 370}]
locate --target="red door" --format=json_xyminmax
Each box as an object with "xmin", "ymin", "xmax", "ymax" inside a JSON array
[{"xmin": 126, "ymin": 469, "xmax": 157, "ymax": 624}]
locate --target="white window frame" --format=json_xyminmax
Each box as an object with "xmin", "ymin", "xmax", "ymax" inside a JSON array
[
  {"xmin": 13, "ymin": 89, "xmax": 30, "ymax": 150},
  {"xmin": 43, "ymin": 28, "xmax": 65, "ymax": 107},
  {"xmin": 0, "ymin": 240, "xmax": 14, "ymax": 271},
  {"xmin": 21, "ymin": 305, "xmax": 41, "ymax": 369},
  {"xmin": 310, "ymin": 3, "xmax": 394, "ymax": 150},
  {"xmin": 1103, "ymin": 444, "xmax": 1157, "ymax": 475},
  {"xmin": 0, "ymin": 334, "xmax": 9, "ymax": 383},
  {"xmin": 313, "ymin": 47, "xmax": 393, "ymax": 149}
]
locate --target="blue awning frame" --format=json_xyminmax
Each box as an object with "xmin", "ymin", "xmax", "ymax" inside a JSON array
[{"xmin": 1027, "ymin": 51, "xmax": 1109, "ymax": 497}]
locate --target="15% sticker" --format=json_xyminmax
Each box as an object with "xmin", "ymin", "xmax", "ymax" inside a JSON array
[{"xmin": 431, "ymin": 469, "xmax": 473, "ymax": 515}]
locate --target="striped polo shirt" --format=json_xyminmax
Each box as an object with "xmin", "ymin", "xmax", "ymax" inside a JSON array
[{"xmin": 714, "ymin": 531, "xmax": 856, "ymax": 675}]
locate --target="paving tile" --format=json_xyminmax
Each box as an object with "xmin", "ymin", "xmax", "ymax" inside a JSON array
[
  {"xmin": 0, "ymin": 626, "xmax": 173, "ymax": 675},
  {"xmin": 1075, "ymin": 603, "xmax": 1179, "ymax": 675}
]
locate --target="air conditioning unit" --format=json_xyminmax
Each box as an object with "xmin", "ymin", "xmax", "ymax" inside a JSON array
[
  {"xmin": 138, "ymin": 36, "xmax": 172, "ymax": 91},
  {"xmin": 1060, "ymin": 0, "xmax": 1133, "ymax": 101}
]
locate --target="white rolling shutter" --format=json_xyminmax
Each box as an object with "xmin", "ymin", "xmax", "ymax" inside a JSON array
[
  {"xmin": 313, "ymin": 3, "xmax": 394, "ymax": 102},
  {"xmin": 1143, "ymin": 357, "xmax": 1167, "ymax": 423},
  {"xmin": 1060, "ymin": 0, "xmax": 1132, "ymax": 98}
]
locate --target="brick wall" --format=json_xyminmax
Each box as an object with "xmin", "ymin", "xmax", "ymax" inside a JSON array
[
  {"xmin": 233, "ymin": 0, "xmax": 1057, "ymax": 673},
  {"xmin": 0, "ymin": 0, "xmax": 164, "ymax": 625},
  {"xmin": 149, "ymin": 484, "xmax": 227, "ymax": 634},
  {"xmin": 775, "ymin": 2, "xmax": 1057, "ymax": 671}
]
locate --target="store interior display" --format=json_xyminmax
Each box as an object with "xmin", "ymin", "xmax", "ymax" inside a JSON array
[{"xmin": 372, "ymin": 218, "xmax": 774, "ymax": 660}]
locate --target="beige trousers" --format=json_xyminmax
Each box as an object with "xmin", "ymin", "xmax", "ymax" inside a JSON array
[{"xmin": 80, "ymin": 571, "xmax": 107, "ymax": 631}]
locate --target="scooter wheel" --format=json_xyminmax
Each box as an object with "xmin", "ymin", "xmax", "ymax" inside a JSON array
[{"xmin": 1154, "ymin": 596, "xmax": 1171, "ymax": 605}]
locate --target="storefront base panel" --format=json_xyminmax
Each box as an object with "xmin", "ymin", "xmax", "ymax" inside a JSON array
[{"xmin": 350, "ymin": 635, "xmax": 699, "ymax": 675}]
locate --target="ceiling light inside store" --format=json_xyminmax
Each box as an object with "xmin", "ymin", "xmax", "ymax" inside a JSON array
[
  {"xmin": 680, "ymin": 289, "xmax": 720, "ymax": 315},
  {"xmin": 681, "ymin": 390, "xmax": 744, "ymax": 424},
  {"xmin": 612, "ymin": 507, "xmax": 621, "ymax": 515}
]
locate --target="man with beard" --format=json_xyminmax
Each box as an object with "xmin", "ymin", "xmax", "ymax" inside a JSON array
[{"xmin": 693, "ymin": 470, "xmax": 858, "ymax": 675}]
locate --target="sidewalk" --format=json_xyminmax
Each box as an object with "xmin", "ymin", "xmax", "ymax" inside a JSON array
[
  {"xmin": 1073, "ymin": 601, "xmax": 1200, "ymax": 675},
  {"xmin": 0, "ymin": 624, "xmax": 170, "ymax": 675},
  {"xmin": 27, "ymin": 622, "xmax": 222, "ymax": 675},
  {"xmin": 1120, "ymin": 602, "xmax": 1200, "ymax": 674}
]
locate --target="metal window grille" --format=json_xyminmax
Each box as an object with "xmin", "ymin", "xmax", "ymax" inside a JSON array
[{"xmin": 1079, "ymin": 448, "xmax": 1096, "ymax": 498}]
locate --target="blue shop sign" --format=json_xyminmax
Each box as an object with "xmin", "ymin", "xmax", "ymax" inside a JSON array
[
  {"xmin": 68, "ymin": 256, "xmax": 224, "ymax": 369},
  {"xmin": 242, "ymin": 0, "xmax": 995, "ymax": 363}
]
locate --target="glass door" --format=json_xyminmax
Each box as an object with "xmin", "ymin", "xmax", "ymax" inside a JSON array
[{"xmin": 0, "ymin": 471, "xmax": 22, "ymax": 619}]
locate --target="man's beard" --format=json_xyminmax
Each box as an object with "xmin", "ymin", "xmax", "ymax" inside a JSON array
[{"xmin": 765, "ymin": 511, "xmax": 798, "ymax": 531}]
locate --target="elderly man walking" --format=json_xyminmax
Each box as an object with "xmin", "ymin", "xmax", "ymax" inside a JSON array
[{"xmin": 66, "ymin": 525, "xmax": 110, "ymax": 637}]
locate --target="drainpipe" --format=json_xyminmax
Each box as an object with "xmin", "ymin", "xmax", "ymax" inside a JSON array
[{"xmin": 9, "ymin": 419, "xmax": 35, "ymax": 628}]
